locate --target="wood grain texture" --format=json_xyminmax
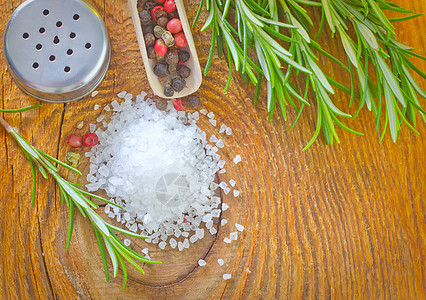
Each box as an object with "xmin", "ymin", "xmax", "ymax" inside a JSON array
[{"xmin": 0, "ymin": 0, "xmax": 425, "ymax": 299}]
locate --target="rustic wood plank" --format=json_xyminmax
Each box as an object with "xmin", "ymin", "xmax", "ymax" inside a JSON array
[{"xmin": 0, "ymin": 0, "xmax": 425, "ymax": 299}]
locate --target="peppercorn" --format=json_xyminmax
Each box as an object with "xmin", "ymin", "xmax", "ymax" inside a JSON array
[
  {"xmin": 163, "ymin": 0, "xmax": 176, "ymax": 13},
  {"xmin": 164, "ymin": 87, "xmax": 174, "ymax": 97},
  {"xmin": 142, "ymin": 25, "xmax": 154, "ymax": 34},
  {"xmin": 144, "ymin": 33, "xmax": 156, "ymax": 47},
  {"xmin": 154, "ymin": 62, "xmax": 169, "ymax": 77},
  {"xmin": 167, "ymin": 10, "xmax": 179, "ymax": 19},
  {"xmin": 83, "ymin": 133, "xmax": 99, "ymax": 147},
  {"xmin": 178, "ymin": 50, "xmax": 190, "ymax": 62},
  {"xmin": 174, "ymin": 32, "xmax": 188, "ymax": 47},
  {"xmin": 186, "ymin": 95, "xmax": 201, "ymax": 108},
  {"xmin": 168, "ymin": 63, "xmax": 177, "ymax": 74},
  {"xmin": 177, "ymin": 65, "xmax": 191, "ymax": 78},
  {"xmin": 147, "ymin": 46, "xmax": 156, "ymax": 59},
  {"xmin": 154, "ymin": 39, "xmax": 168, "ymax": 57},
  {"xmin": 66, "ymin": 134, "xmax": 83, "ymax": 148},
  {"xmin": 139, "ymin": 10, "xmax": 152, "ymax": 25},
  {"xmin": 159, "ymin": 76, "xmax": 172, "ymax": 87},
  {"xmin": 144, "ymin": 0, "xmax": 157, "ymax": 10},
  {"xmin": 156, "ymin": 100, "xmax": 168, "ymax": 110},
  {"xmin": 151, "ymin": 6, "xmax": 166, "ymax": 21},
  {"xmin": 165, "ymin": 49, "xmax": 179, "ymax": 65},
  {"xmin": 167, "ymin": 18, "xmax": 182, "ymax": 34},
  {"xmin": 65, "ymin": 152, "xmax": 81, "ymax": 168},
  {"xmin": 156, "ymin": 54, "xmax": 165, "ymax": 61},
  {"xmin": 157, "ymin": 16, "xmax": 169, "ymax": 27},
  {"xmin": 171, "ymin": 76, "xmax": 186, "ymax": 92},
  {"xmin": 162, "ymin": 31, "xmax": 175, "ymax": 47},
  {"xmin": 154, "ymin": 25, "xmax": 166, "ymax": 39}
]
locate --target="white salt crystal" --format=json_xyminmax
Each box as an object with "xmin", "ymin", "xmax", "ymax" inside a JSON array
[
  {"xmin": 198, "ymin": 259, "xmax": 206, "ymax": 267},
  {"xmin": 225, "ymin": 127, "xmax": 232, "ymax": 135},
  {"xmin": 217, "ymin": 259, "xmax": 224, "ymax": 266},
  {"xmin": 104, "ymin": 205, "xmax": 110, "ymax": 214},
  {"xmin": 190, "ymin": 235, "xmax": 198, "ymax": 243},
  {"xmin": 196, "ymin": 228, "xmax": 205, "ymax": 239},
  {"xmin": 224, "ymin": 237, "xmax": 231, "ymax": 243},
  {"xmin": 210, "ymin": 135, "xmax": 218, "ymax": 143},
  {"xmin": 247, "ymin": 269, "xmax": 251, "ymax": 273},
  {"xmin": 235, "ymin": 223, "xmax": 244, "ymax": 232},
  {"xmin": 216, "ymin": 139, "xmax": 224, "ymax": 148},
  {"xmin": 233, "ymin": 155, "xmax": 242, "ymax": 164},
  {"xmin": 192, "ymin": 111, "xmax": 199, "ymax": 120},
  {"xmin": 218, "ymin": 160, "xmax": 225, "ymax": 169},
  {"xmin": 124, "ymin": 239, "xmax": 131, "ymax": 246},
  {"xmin": 219, "ymin": 169, "xmax": 226, "ymax": 174},
  {"xmin": 229, "ymin": 179, "xmax": 236, "ymax": 187},
  {"xmin": 233, "ymin": 190, "xmax": 240, "ymax": 197},
  {"xmin": 207, "ymin": 112, "xmax": 215, "ymax": 119},
  {"xmin": 96, "ymin": 115, "xmax": 105, "ymax": 122},
  {"xmin": 92, "ymin": 91, "xmax": 99, "ymax": 97},
  {"xmin": 223, "ymin": 274, "xmax": 232, "ymax": 280},
  {"xmin": 130, "ymin": 224, "xmax": 138, "ymax": 232},
  {"xmin": 145, "ymin": 254, "xmax": 151, "ymax": 260},
  {"xmin": 104, "ymin": 105, "xmax": 110, "ymax": 111},
  {"xmin": 221, "ymin": 219, "xmax": 228, "ymax": 226},
  {"xmin": 117, "ymin": 91, "xmax": 127, "ymax": 98},
  {"xmin": 89, "ymin": 124, "xmax": 96, "ymax": 133},
  {"xmin": 124, "ymin": 93, "xmax": 132, "ymax": 101},
  {"xmin": 209, "ymin": 227, "xmax": 217, "ymax": 235},
  {"xmin": 169, "ymin": 238, "xmax": 177, "ymax": 249},
  {"xmin": 209, "ymin": 119, "xmax": 217, "ymax": 127},
  {"xmin": 141, "ymin": 248, "xmax": 149, "ymax": 254},
  {"xmin": 159, "ymin": 241, "xmax": 166, "ymax": 249},
  {"xmin": 206, "ymin": 220, "xmax": 213, "ymax": 229},
  {"xmin": 178, "ymin": 242, "xmax": 184, "ymax": 251},
  {"xmin": 108, "ymin": 212, "xmax": 115, "ymax": 218},
  {"xmin": 230, "ymin": 232, "xmax": 238, "ymax": 240},
  {"xmin": 219, "ymin": 182, "xmax": 227, "ymax": 190},
  {"xmin": 94, "ymin": 104, "xmax": 100, "ymax": 110},
  {"xmin": 183, "ymin": 239, "xmax": 190, "ymax": 248},
  {"xmin": 182, "ymin": 232, "xmax": 189, "ymax": 237},
  {"xmin": 200, "ymin": 109, "xmax": 207, "ymax": 115},
  {"xmin": 219, "ymin": 124, "xmax": 227, "ymax": 133},
  {"xmin": 224, "ymin": 187, "xmax": 231, "ymax": 195}
]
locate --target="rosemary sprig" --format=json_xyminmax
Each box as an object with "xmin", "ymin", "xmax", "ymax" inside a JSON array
[
  {"xmin": 0, "ymin": 113, "xmax": 160, "ymax": 290},
  {"xmin": 297, "ymin": 0, "xmax": 425, "ymax": 142},
  {"xmin": 196, "ymin": 0, "xmax": 358, "ymax": 148}
]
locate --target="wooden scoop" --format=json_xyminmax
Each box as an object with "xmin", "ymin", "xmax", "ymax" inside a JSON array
[{"xmin": 128, "ymin": 0, "xmax": 202, "ymax": 99}]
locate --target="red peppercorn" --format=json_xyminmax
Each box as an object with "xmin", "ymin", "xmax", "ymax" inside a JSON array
[
  {"xmin": 163, "ymin": 0, "xmax": 176, "ymax": 13},
  {"xmin": 66, "ymin": 134, "xmax": 83, "ymax": 148},
  {"xmin": 167, "ymin": 18, "xmax": 182, "ymax": 34},
  {"xmin": 82, "ymin": 133, "xmax": 98, "ymax": 147},
  {"xmin": 178, "ymin": 61, "xmax": 185, "ymax": 66},
  {"xmin": 154, "ymin": 39, "xmax": 168, "ymax": 57},
  {"xmin": 151, "ymin": 6, "xmax": 165, "ymax": 21},
  {"xmin": 172, "ymin": 99, "xmax": 185, "ymax": 111},
  {"xmin": 174, "ymin": 32, "xmax": 188, "ymax": 47}
]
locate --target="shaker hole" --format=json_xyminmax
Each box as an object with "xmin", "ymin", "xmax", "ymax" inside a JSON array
[
  {"xmin": 23, "ymin": 32, "xmax": 29, "ymax": 39},
  {"xmin": 53, "ymin": 36, "xmax": 60, "ymax": 44},
  {"xmin": 56, "ymin": 21, "xmax": 63, "ymax": 27},
  {"xmin": 73, "ymin": 14, "xmax": 80, "ymax": 20},
  {"xmin": 85, "ymin": 43, "xmax": 91, "ymax": 49},
  {"xmin": 64, "ymin": 66, "xmax": 71, "ymax": 73},
  {"xmin": 36, "ymin": 44, "xmax": 42, "ymax": 50},
  {"xmin": 32, "ymin": 62, "xmax": 39, "ymax": 69},
  {"xmin": 67, "ymin": 49, "xmax": 73, "ymax": 55},
  {"xmin": 49, "ymin": 55, "xmax": 56, "ymax": 61},
  {"xmin": 43, "ymin": 9, "xmax": 49, "ymax": 16},
  {"xmin": 39, "ymin": 27, "xmax": 45, "ymax": 34},
  {"xmin": 69, "ymin": 32, "xmax": 76, "ymax": 39}
]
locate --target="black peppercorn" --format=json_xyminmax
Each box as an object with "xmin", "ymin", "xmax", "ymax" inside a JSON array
[
  {"xmin": 157, "ymin": 16, "xmax": 169, "ymax": 27},
  {"xmin": 177, "ymin": 65, "xmax": 191, "ymax": 78},
  {"xmin": 168, "ymin": 10, "xmax": 179, "ymax": 19},
  {"xmin": 142, "ymin": 25, "xmax": 154, "ymax": 34},
  {"xmin": 144, "ymin": 1, "xmax": 156, "ymax": 11},
  {"xmin": 171, "ymin": 77, "xmax": 186, "ymax": 92},
  {"xmin": 147, "ymin": 46, "xmax": 156, "ymax": 59},
  {"xmin": 164, "ymin": 87, "xmax": 174, "ymax": 97},
  {"xmin": 186, "ymin": 95, "xmax": 201, "ymax": 108},
  {"xmin": 139, "ymin": 10, "xmax": 152, "ymax": 25},
  {"xmin": 159, "ymin": 77, "xmax": 172, "ymax": 88},
  {"xmin": 154, "ymin": 62, "xmax": 169, "ymax": 77},
  {"xmin": 165, "ymin": 49, "xmax": 179, "ymax": 65},
  {"xmin": 178, "ymin": 50, "xmax": 190, "ymax": 62},
  {"xmin": 144, "ymin": 33, "xmax": 156, "ymax": 47}
]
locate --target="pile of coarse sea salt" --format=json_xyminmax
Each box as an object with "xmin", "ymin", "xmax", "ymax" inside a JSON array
[{"xmin": 86, "ymin": 92, "xmax": 230, "ymax": 251}]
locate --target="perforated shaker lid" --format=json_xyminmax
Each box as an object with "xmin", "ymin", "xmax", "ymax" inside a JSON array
[{"xmin": 3, "ymin": 0, "xmax": 111, "ymax": 102}]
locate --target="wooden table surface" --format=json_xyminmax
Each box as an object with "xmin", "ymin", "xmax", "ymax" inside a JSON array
[{"xmin": 1, "ymin": 0, "xmax": 425, "ymax": 299}]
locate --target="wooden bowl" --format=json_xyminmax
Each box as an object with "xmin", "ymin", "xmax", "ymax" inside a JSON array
[{"xmin": 128, "ymin": 0, "xmax": 202, "ymax": 99}]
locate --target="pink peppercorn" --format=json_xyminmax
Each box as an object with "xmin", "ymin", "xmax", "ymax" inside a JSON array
[
  {"xmin": 174, "ymin": 32, "xmax": 187, "ymax": 47},
  {"xmin": 167, "ymin": 18, "xmax": 182, "ymax": 34},
  {"xmin": 154, "ymin": 39, "xmax": 168, "ymax": 57},
  {"xmin": 66, "ymin": 134, "xmax": 83, "ymax": 148},
  {"xmin": 163, "ymin": 0, "xmax": 176, "ymax": 13},
  {"xmin": 82, "ymin": 133, "xmax": 98, "ymax": 147}
]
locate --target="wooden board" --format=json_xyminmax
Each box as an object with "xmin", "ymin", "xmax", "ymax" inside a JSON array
[{"xmin": 0, "ymin": 0, "xmax": 425, "ymax": 299}]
